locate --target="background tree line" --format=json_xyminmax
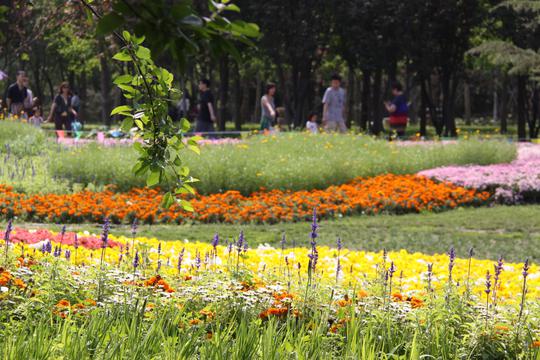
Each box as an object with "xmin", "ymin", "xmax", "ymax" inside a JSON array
[{"xmin": 1, "ymin": 0, "xmax": 540, "ymax": 138}]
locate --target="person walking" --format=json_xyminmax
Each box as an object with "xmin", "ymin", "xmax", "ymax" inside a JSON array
[
  {"xmin": 47, "ymin": 82, "xmax": 77, "ymax": 135},
  {"xmin": 71, "ymin": 91, "xmax": 81, "ymax": 113},
  {"xmin": 260, "ymin": 83, "xmax": 276, "ymax": 131},
  {"xmin": 5, "ymin": 70, "xmax": 28, "ymax": 116},
  {"xmin": 195, "ymin": 79, "xmax": 216, "ymax": 133},
  {"xmin": 384, "ymin": 82, "xmax": 409, "ymax": 139},
  {"xmin": 22, "ymin": 75, "xmax": 34, "ymax": 117},
  {"xmin": 322, "ymin": 74, "xmax": 347, "ymax": 133}
]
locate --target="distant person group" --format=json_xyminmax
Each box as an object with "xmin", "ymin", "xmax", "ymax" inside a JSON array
[
  {"xmin": 2, "ymin": 71, "xmax": 409, "ymax": 139},
  {"xmin": 257, "ymin": 73, "xmax": 409, "ymax": 138},
  {"xmin": 2, "ymin": 70, "xmax": 81, "ymax": 135}
]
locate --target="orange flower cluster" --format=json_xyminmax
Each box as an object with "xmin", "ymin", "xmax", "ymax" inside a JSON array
[
  {"xmin": 0, "ymin": 268, "xmax": 26, "ymax": 289},
  {"xmin": 53, "ymin": 298, "xmax": 96, "ymax": 318},
  {"xmin": 260, "ymin": 292, "xmax": 297, "ymax": 320},
  {"xmin": 392, "ymin": 293, "xmax": 425, "ymax": 308},
  {"xmin": 0, "ymin": 174, "xmax": 490, "ymax": 224},
  {"xmin": 144, "ymin": 275, "xmax": 175, "ymax": 293}
]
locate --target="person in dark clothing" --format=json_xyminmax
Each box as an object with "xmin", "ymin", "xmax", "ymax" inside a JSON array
[
  {"xmin": 195, "ymin": 79, "xmax": 216, "ymax": 133},
  {"xmin": 384, "ymin": 82, "xmax": 409, "ymax": 139},
  {"xmin": 46, "ymin": 82, "xmax": 78, "ymax": 135},
  {"xmin": 6, "ymin": 70, "xmax": 28, "ymax": 115}
]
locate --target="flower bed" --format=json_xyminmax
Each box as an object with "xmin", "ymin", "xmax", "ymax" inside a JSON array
[
  {"xmin": 419, "ymin": 144, "xmax": 540, "ymax": 204},
  {"xmin": 0, "ymin": 222, "xmax": 538, "ymax": 358},
  {"xmin": 0, "ymin": 174, "xmax": 490, "ymax": 224}
]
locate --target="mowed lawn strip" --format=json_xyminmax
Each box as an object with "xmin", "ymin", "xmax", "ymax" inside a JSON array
[{"xmin": 8, "ymin": 205, "xmax": 539, "ymax": 263}]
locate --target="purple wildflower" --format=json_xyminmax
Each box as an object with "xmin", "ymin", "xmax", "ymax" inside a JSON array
[
  {"xmin": 60, "ymin": 225, "xmax": 66, "ymax": 244},
  {"xmin": 157, "ymin": 242, "xmax": 162, "ymax": 256},
  {"xmin": 101, "ymin": 217, "xmax": 110, "ymax": 249},
  {"xmin": 119, "ymin": 253, "xmax": 123, "ymax": 265},
  {"xmin": 74, "ymin": 234, "xmax": 79, "ymax": 249},
  {"xmin": 45, "ymin": 241, "xmax": 52, "ymax": 254},
  {"xmin": 281, "ymin": 233, "xmax": 286, "ymax": 251},
  {"xmin": 448, "ymin": 247, "xmax": 456, "ymax": 281},
  {"xmin": 308, "ymin": 244, "xmax": 319, "ymax": 271},
  {"xmin": 388, "ymin": 262, "xmax": 397, "ymax": 278},
  {"xmin": 131, "ymin": 218, "xmax": 138, "ymax": 237},
  {"xmin": 212, "ymin": 233, "xmax": 219, "ymax": 251},
  {"xmin": 427, "ymin": 263, "xmax": 433, "ymax": 291},
  {"xmin": 65, "ymin": 249, "xmax": 71, "ymax": 261},
  {"xmin": 523, "ymin": 259, "xmax": 530, "ymax": 279},
  {"xmin": 285, "ymin": 256, "xmax": 289, "ymax": 267},
  {"xmin": 4, "ymin": 219, "xmax": 13, "ymax": 244},
  {"xmin": 337, "ymin": 237, "xmax": 343, "ymax": 251},
  {"xmin": 133, "ymin": 251, "xmax": 140, "ymax": 269},
  {"xmin": 485, "ymin": 271, "xmax": 492, "ymax": 295},
  {"xmin": 310, "ymin": 208, "xmax": 318, "ymax": 246},
  {"xmin": 237, "ymin": 231, "xmax": 244, "ymax": 253},
  {"xmin": 177, "ymin": 248, "xmax": 185, "ymax": 273},
  {"xmin": 195, "ymin": 251, "xmax": 201, "ymax": 270}
]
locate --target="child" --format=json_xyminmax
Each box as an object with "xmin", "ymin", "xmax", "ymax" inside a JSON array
[
  {"xmin": 306, "ymin": 112, "xmax": 319, "ymax": 134},
  {"xmin": 28, "ymin": 106, "xmax": 43, "ymax": 127}
]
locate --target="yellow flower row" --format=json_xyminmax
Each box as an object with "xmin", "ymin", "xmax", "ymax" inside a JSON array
[{"xmin": 18, "ymin": 231, "xmax": 538, "ymax": 305}]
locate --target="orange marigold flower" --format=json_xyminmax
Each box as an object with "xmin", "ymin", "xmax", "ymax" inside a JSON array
[
  {"xmin": 409, "ymin": 297, "xmax": 424, "ymax": 308},
  {"xmin": 56, "ymin": 299, "xmax": 70, "ymax": 308},
  {"xmin": 532, "ymin": 341, "xmax": 540, "ymax": 348},
  {"xmin": 189, "ymin": 318, "xmax": 202, "ymax": 326}
]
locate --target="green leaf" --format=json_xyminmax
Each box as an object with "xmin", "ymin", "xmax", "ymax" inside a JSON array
[
  {"xmin": 146, "ymin": 169, "xmax": 161, "ymax": 187},
  {"xmin": 179, "ymin": 118, "xmax": 191, "ymax": 132},
  {"xmin": 179, "ymin": 199, "xmax": 194, "ymax": 212},
  {"xmin": 122, "ymin": 31, "xmax": 131, "ymax": 41},
  {"xmin": 136, "ymin": 46, "xmax": 151, "ymax": 60},
  {"xmin": 117, "ymin": 84, "xmax": 136, "ymax": 93},
  {"xmin": 121, "ymin": 118, "xmax": 134, "ymax": 132},
  {"xmin": 111, "ymin": 105, "xmax": 132, "ymax": 116},
  {"xmin": 188, "ymin": 145, "xmax": 200, "ymax": 155},
  {"xmin": 114, "ymin": 74, "xmax": 133, "ymax": 85},
  {"xmin": 133, "ymin": 142, "xmax": 145, "ymax": 155},
  {"xmin": 96, "ymin": 12, "xmax": 124, "ymax": 35},
  {"xmin": 112, "ymin": 52, "xmax": 132, "ymax": 62},
  {"xmin": 160, "ymin": 192, "xmax": 175, "ymax": 209}
]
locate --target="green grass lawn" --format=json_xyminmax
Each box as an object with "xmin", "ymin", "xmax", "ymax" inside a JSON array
[{"xmin": 14, "ymin": 205, "xmax": 540, "ymax": 263}]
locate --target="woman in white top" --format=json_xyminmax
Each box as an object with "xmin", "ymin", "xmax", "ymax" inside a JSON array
[{"xmin": 260, "ymin": 83, "xmax": 276, "ymax": 131}]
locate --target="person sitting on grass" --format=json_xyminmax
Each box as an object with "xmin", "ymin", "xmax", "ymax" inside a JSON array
[
  {"xmin": 306, "ymin": 112, "xmax": 319, "ymax": 134},
  {"xmin": 384, "ymin": 82, "xmax": 409, "ymax": 140}
]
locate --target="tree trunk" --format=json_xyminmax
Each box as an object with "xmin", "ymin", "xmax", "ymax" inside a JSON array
[
  {"xmin": 99, "ymin": 43, "xmax": 112, "ymax": 127},
  {"xmin": 420, "ymin": 82, "xmax": 427, "ymax": 137},
  {"xmin": 346, "ymin": 66, "xmax": 355, "ymax": 129},
  {"xmin": 517, "ymin": 75, "xmax": 527, "ymax": 141},
  {"xmin": 360, "ymin": 69, "xmax": 371, "ymax": 131},
  {"xmin": 253, "ymin": 74, "xmax": 261, "ymax": 124},
  {"xmin": 232, "ymin": 62, "xmax": 242, "ymax": 131},
  {"xmin": 441, "ymin": 72, "xmax": 457, "ymax": 137},
  {"xmin": 531, "ymin": 85, "xmax": 539, "ymax": 139},
  {"xmin": 218, "ymin": 56, "xmax": 229, "ymax": 131},
  {"xmin": 371, "ymin": 69, "xmax": 383, "ymax": 135},
  {"xmin": 463, "ymin": 81, "xmax": 471, "ymax": 125},
  {"xmin": 499, "ymin": 75, "xmax": 509, "ymax": 134}
]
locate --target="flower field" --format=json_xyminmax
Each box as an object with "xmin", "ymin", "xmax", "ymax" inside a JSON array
[
  {"xmin": 419, "ymin": 144, "xmax": 540, "ymax": 204},
  {"xmin": 0, "ymin": 174, "xmax": 490, "ymax": 224},
  {"xmin": 0, "ymin": 216, "xmax": 539, "ymax": 358}
]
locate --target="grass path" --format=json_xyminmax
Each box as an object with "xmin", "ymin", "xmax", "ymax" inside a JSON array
[{"xmin": 9, "ymin": 205, "xmax": 540, "ymax": 263}]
